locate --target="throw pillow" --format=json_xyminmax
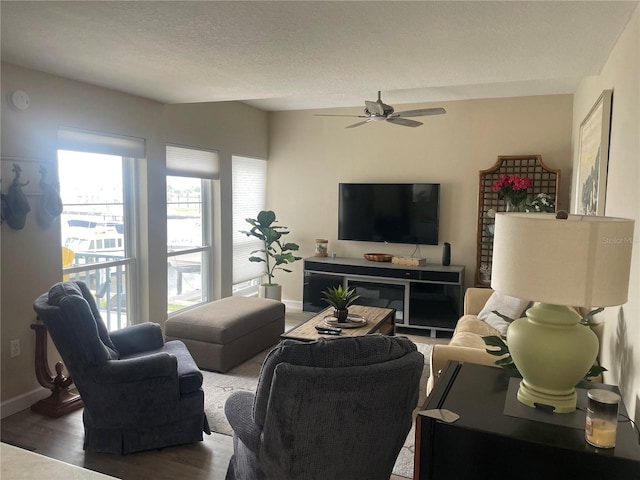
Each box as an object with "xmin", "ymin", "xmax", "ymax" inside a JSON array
[{"xmin": 478, "ymin": 291, "xmax": 530, "ymax": 335}]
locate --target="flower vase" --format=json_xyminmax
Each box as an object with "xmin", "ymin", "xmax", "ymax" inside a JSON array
[{"xmin": 505, "ymin": 198, "xmax": 521, "ymax": 212}]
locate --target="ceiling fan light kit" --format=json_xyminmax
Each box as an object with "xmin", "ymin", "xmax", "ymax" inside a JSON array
[{"xmin": 317, "ymin": 91, "xmax": 446, "ymax": 128}]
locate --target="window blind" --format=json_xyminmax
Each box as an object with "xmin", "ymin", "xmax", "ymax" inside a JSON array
[
  {"xmin": 232, "ymin": 156, "xmax": 267, "ymax": 285},
  {"xmin": 166, "ymin": 144, "xmax": 219, "ymax": 179},
  {"xmin": 58, "ymin": 126, "xmax": 145, "ymax": 158}
]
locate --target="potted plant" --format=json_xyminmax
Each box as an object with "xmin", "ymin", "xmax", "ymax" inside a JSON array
[
  {"xmin": 240, "ymin": 210, "xmax": 301, "ymax": 300},
  {"xmin": 524, "ymin": 193, "xmax": 556, "ymax": 213},
  {"xmin": 492, "ymin": 174, "xmax": 533, "ymax": 211},
  {"xmin": 322, "ymin": 285, "xmax": 360, "ymax": 322}
]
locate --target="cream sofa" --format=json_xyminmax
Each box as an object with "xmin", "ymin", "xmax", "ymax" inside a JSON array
[
  {"xmin": 427, "ymin": 287, "xmax": 603, "ymax": 395},
  {"xmin": 427, "ymin": 288, "xmax": 498, "ymax": 394}
]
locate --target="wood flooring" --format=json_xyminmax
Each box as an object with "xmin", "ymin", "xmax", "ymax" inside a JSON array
[
  {"xmin": 2, "ymin": 407, "xmax": 234, "ymax": 479},
  {"xmin": 1, "ymin": 310, "xmax": 448, "ymax": 480}
]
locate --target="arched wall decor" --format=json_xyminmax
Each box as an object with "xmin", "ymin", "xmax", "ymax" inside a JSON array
[{"xmin": 475, "ymin": 155, "xmax": 560, "ymax": 287}]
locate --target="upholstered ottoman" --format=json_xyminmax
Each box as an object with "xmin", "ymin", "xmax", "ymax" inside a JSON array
[{"xmin": 165, "ymin": 297, "xmax": 285, "ymax": 373}]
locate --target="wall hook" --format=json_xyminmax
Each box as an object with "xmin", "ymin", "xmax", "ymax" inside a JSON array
[
  {"xmin": 1, "ymin": 163, "xmax": 31, "ymax": 229},
  {"xmin": 37, "ymin": 165, "xmax": 63, "ymax": 228}
]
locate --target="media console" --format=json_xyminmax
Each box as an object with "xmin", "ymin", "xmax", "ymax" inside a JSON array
[{"xmin": 302, "ymin": 257, "xmax": 464, "ymax": 336}]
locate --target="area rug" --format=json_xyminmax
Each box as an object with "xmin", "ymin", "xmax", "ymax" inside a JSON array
[{"xmin": 202, "ymin": 342, "xmax": 432, "ymax": 479}]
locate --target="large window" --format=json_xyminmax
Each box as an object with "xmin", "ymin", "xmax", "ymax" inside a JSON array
[
  {"xmin": 167, "ymin": 175, "xmax": 211, "ymax": 312},
  {"xmin": 166, "ymin": 145, "xmax": 217, "ymax": 313},
  {"xmin": 58, "ymin": 150, "xmax": 137, "ymax": 330},
  {"xmin": 232, "ymin": 156, "xmax": 267, "ymax": 296},
  {"xmin": 58, "ymin": 127, "xmax": 143, "ymax": 330}
]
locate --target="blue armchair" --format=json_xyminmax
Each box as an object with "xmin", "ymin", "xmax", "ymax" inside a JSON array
[
  {"xmin": 224, "ymin": 335, "xmax": 424, "ymax": 480},
  {"xmin": 33, "ymin": 281, "xmax": 210, "ymax": 454}
]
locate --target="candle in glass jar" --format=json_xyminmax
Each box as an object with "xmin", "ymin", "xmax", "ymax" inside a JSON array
[
  {"xmin": 586, "ymin": 418, "xmax": 617, "ymax": 448},
  {"xmin": 585, "ymin": 389, "xmax": 620, "ymax": 449}
]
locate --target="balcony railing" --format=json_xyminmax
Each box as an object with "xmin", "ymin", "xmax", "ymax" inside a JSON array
[
  {"xmin": 64, "ymin": 249, "xmax": 209, "ymax": 329},
  {"xmin": 63, "ymin": 252, "xmax": 130, "ymax": 332},
  {"xmin": 167, "ymin": 247, "xmax": 208, "ymax": 313}
]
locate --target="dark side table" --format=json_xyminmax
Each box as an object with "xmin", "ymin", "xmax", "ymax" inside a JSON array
[{"xmin": 415, "ymin": 362, "xmax": 640, "ymax": 480}]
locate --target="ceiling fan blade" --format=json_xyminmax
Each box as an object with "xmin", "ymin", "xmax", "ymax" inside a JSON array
[
  {"xmin": 393, "ymin": 107, "xmax": 447, "ymax": 118},
  {"xmin": 386, "ymin": 117, "xmax": 423, "ymax": 128},
  {"xmin": 315, "ymin": 114, "xmax": 368, "ymax": 118},
  {"xmin": 346, "ymin": 120, "xmax": 371, "ymax": 129}
]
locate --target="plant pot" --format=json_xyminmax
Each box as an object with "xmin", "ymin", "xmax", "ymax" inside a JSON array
[
  {"xmin": 259, "ymin": 284, "xmax": 282, "ymax": 301},
  {"xmin": 334, "ymin": 308, "xmax": 349, "ymax": 323}
]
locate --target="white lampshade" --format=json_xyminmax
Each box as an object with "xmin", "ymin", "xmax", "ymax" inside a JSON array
[{"xmin": 491, "ymin": 213, "xmax": 634, "ymax": 307}]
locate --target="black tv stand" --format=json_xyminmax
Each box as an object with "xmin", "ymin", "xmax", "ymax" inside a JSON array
[{"xmin": 302, "ymin": 257, "xmax": 464, "ymax": 336}]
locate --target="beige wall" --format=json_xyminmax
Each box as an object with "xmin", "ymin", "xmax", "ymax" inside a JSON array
[
  {"xmin": 571, "ymin": 4, "xmax": 640, "ymax": 420},
  {"xmin": 0, "ymin": 63, "xmax": 268, "ymax": 407},
  {"xmin": 267, "ymin": 95, "xmax": 574, "ymax": 303}
]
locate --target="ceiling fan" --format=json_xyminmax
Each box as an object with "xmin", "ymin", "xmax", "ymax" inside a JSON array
[{"xmin": 316, "ymin": 91, "xmax": 446, "ymax": 128}]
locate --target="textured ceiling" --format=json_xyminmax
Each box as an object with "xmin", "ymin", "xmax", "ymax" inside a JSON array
[{"xmin": 1, "ymin": 1, "xmax": 638, "ymax": 111}]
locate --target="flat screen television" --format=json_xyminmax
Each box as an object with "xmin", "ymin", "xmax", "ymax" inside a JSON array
[{"xmin": 338, "ymin": 183, "xmax": 440, "ymax": 245}]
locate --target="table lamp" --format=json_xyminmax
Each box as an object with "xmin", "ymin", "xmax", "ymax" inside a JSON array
[{"xmin": 491, "ymin": 212, "xmax": 634, "ymax": 413}]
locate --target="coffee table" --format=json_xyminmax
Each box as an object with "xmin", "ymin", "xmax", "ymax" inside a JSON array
[{"xmin": 281, "ymin": 305, "xmax": 395, "ymax": 341}]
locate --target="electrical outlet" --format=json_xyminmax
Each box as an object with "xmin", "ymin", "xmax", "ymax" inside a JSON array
[{"xmin": 10, "ymin": 339, "xmax": 20, "ymax": 358}]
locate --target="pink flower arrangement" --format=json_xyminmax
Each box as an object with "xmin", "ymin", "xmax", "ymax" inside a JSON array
[{"xmin": 492, "ymin": 174, "xmax": 532, "ymax": 207}]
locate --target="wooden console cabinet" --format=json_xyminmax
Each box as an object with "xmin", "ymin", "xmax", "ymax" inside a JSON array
[{"xmin": 302, "ymin": 257, "xmax": 464, "ymax": 336}]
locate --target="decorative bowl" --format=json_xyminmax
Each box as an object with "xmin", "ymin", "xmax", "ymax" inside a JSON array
[{"xmin": 363, "ymin": 253, "xmax": 393, "ymax": 262}]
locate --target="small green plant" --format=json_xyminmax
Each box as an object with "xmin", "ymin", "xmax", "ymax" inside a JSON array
[
  {"xmin": 240, "ymin": 210, "xmax": 301, "ymax": 285},
  {"xmin": 523, "ymin": 192, "xmax": 556, "ymax": 213},
  {"xmin": 482, "ymin": 308, "xmax": 607, "ymax": 379},
  {"xmin": 322, "ymin": 285, "xmax": 360, "ymax": 311}
]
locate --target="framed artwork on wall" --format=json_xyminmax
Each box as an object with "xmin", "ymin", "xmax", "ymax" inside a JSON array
[{"xmin": 574, "ymin": 89, "xmax": 613, "ymax": 216}]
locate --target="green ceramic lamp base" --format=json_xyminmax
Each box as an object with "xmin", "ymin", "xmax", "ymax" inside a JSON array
[
  {"xmin": 507, "ymin": 303, "xmax": 599, "ymax": 414},
  {"xmin": 516, "ymin": 380, "xmax": 578, "ymax": 414}
]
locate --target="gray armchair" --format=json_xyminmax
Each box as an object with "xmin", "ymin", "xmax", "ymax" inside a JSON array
[
  {"xmin": 224, "ymin": 335, "xmax": 424, "ymax": 480},
  {"xmin": 33, "ymin": 281, "xmax": 210, "ymax": 454}
]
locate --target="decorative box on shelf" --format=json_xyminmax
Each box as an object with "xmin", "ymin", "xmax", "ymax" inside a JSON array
[{"xmin": 392, "ymin": 256, "xmax": 427, "ymax": 266}]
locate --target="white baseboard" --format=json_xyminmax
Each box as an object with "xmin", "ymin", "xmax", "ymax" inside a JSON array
[
  {"xmin": 1, "ymin": 387, "xmax": 49, "ymax": 419},
  {"xmin": 283, "ymin": 299, "xmax": 302, "ymax": 311}
]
